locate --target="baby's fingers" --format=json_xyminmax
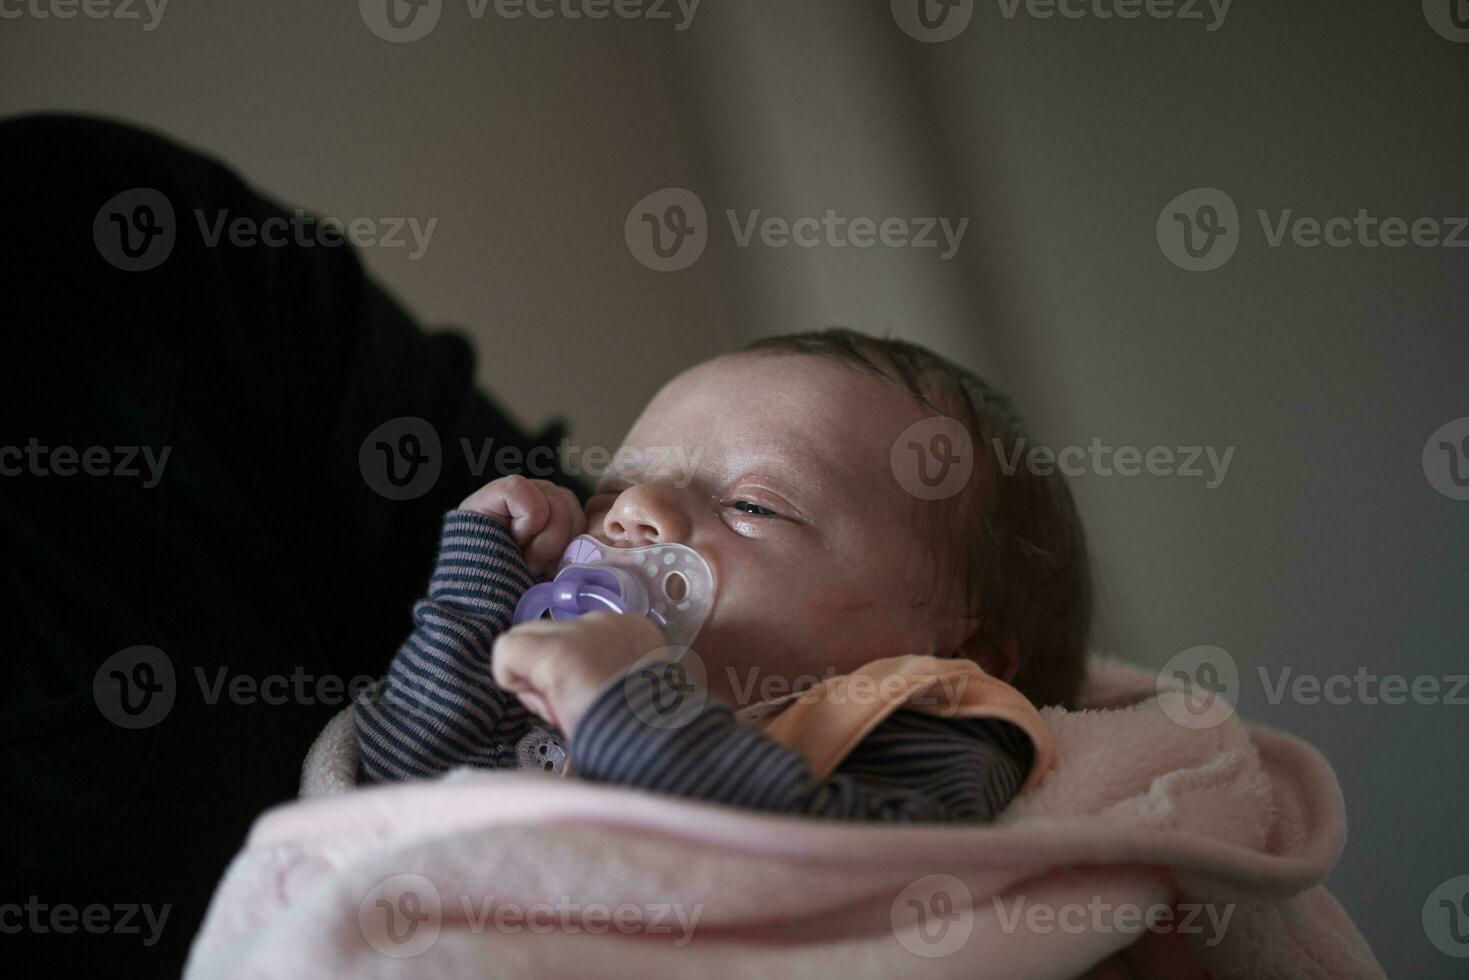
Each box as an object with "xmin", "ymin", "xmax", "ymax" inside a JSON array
[
  {"xmin": 523, "ymin": 484, "xmax": 586, "ymax": 576},
  {"xmin": 492, "ymin": 627, "xmax": 562, "ymax": 726},
  {"xmin": 461, "ymin": 475, "xmax": 550, "ymax": 546}
]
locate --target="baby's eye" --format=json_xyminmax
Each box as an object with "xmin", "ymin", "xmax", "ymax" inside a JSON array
[{"xmin": 730, "ymin": 500, "xmax": 779, "ymax": 517}]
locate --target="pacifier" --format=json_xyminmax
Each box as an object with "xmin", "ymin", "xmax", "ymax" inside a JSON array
[{"xmin": 512, "ymin": 535, "xmax": 714, "ymax": 650}]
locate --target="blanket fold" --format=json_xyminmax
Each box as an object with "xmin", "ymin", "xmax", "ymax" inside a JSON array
[{"xmin": 184, "ymin": 656, "xmax": 1384, "ymax": 979}]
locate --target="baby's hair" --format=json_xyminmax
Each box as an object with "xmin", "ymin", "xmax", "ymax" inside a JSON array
[{"xmin": 744, "ymin": 328, "xmax": 1093, "ymax": 708}]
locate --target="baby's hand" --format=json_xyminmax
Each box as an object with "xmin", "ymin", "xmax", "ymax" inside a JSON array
[
  {"xmin": 491, "ymin": 612, "xmax": 666, "ymax": 739},
  {"xmin": 459, "ymin": 475, "xmax": 586, "ymax": 578}
]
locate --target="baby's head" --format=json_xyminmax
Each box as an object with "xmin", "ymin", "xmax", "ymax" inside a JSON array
[{"xmin": 584, "ymin": 328, "xmax": 1093, "ymax": 709}]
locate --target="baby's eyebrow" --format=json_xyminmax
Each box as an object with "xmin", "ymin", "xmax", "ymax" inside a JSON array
[
  {"xmin": 592, "ymin": 445, "xmax": 706, "ymax": 489},
  {"xmin": 726, "ymin": 444, "xmax": 853, "ymax": 493},
  {"xmin": 783, "ymin": 437, "xmax": 863, "ymax": 479},
  {"xmin": 594, "ymin": 438, "xmax": 857, "ymax": 494}
]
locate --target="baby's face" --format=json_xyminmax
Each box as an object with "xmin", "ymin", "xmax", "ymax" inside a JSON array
[{"xmin": 585, "ymin": 352, "xmax": 974, "ymax": 708}]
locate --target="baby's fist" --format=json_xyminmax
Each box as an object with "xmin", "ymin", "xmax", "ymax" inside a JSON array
[
  {"xmin": 492, "ymin": 612, "xmax": 666, "ymax": 738},
  {"xmin": 459, "ymin": 475, "xmax": 586, "ymax": 577}
]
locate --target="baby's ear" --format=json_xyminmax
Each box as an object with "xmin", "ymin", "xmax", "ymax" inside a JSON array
[{"xmin": 954, "ymin": 625, "xmax": 1020, "ymax": 683}]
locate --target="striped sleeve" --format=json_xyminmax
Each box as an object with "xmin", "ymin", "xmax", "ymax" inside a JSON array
[
  {"xmin": 570, "ymin": 662, "xmax": 1034, "ymax": 823},
  {"xmin": 355, "ymin": 510, "xmax": 536, "ymax": 783}
]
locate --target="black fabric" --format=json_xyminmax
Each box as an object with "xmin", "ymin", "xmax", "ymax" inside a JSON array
[{"xmin": 0, "ymin": 113, "xmax": 572, "ymax": 976}]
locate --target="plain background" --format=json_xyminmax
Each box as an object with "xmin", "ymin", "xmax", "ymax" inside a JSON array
[{"xmin": 4, "ymin": 1, "xmax": 1466, "ymax": 975}]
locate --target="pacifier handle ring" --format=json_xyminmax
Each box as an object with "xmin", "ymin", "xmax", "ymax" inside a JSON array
[
  {"xmin": 514, "ymin": 570, "xmax": 631, "ymax": 625},
  {"xmin": 564, "ymin": 587, "xmax": 626, "ymax": 615}
]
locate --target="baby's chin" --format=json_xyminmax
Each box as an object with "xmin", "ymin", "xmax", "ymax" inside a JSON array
[{"xmin": 687, "ymin": 642, "xmax": 772, "ymax": 713}]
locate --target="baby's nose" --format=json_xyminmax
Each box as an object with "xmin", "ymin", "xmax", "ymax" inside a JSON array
[{"xmin": 602, "ymin": 482, "xmax": 691, "ymax": 546}]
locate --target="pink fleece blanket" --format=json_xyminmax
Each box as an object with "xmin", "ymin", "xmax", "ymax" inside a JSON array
[{"xmin": 183, "ymin": 657, "xmax": 1384, "ymax": 979}]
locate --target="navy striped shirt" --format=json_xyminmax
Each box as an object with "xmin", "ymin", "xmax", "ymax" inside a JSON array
[{"xmin": 356, "ymin": 511, "xmax": 1033, "ymax": 823}]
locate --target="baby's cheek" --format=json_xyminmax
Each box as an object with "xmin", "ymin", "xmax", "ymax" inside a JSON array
[
  {"xmin": 698, "ymin": 571, "xmax": 903, "ymax": 704},
  {"xmin": 693, "ymin": 603, "xmax": 796, "ymax": 702}
]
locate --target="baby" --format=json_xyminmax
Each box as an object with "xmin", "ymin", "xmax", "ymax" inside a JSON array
[{"xmin": 355, "ymin": 328, "xmax": 1093, "ymax": 822}]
